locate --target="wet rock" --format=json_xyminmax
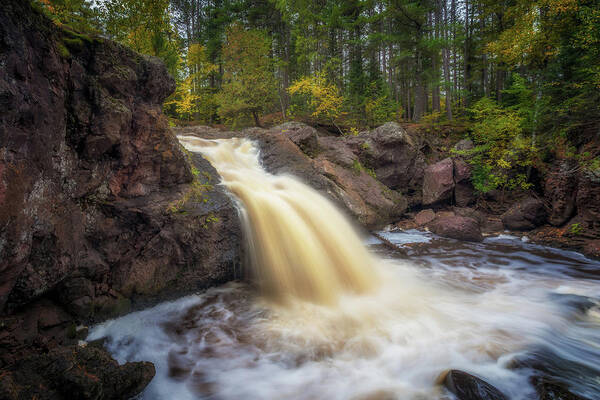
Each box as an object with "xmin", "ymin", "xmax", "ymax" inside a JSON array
[
  {"xmin": 179, "ymin": 123, "xmax": 408, "ymax": 229},
  {"xmin": 279, "ymin": 121, "xmax": 319, "ymax": 157},
  {"xmin": 440, "ymin": 369, "xmax": 508, "ymax": 400},
  {"xmin": 0, "ymin": 346, "xmax": 154, "ymax": 400},
  {"xmin": 423, "ymin": 158, "xmax": 455, "ymax": 205},
  {"xmin": 314, "ymin": 159, "xmax": 407, "ymax": 227},
  {"xmin": 453, "ymin": 207, "xmax": 484, "ymax": 224},
  {"xmin": 533, "ymin": 377, "xmax": 587, "ymax": 400},
  {"xmin": 429, "ymin": 215, "xmax": 483, "ymax": 242},
  {"xmin": 415, "ymin": 209, "xmax": 436, "ymax": 226},
  {"xmin": 501, "ymin": 198, "xmax": 547, "ymax": 231},
  {"xmin": 583, "ymin": 239, "xmax": 600, "ymax": 259},
  {"xmin": 545, "ymin": 159, "xmax": 579, "ymax": 226},
  {"xmin": 482, "ymin": 217, "xmax": 504, "ymax": 234}
]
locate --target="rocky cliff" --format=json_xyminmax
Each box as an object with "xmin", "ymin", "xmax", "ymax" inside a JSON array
[
  {"xmin": 0, "ymin": 1, "xmax": 240, "ymax": 397},
  {"xmin": 175, "ymin": 122, "xmax": 416, "ymax": 229}
]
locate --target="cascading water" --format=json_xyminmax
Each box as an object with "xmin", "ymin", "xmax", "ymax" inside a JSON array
[
  {"xmin": 178, "ymin": 136, "xmax": 379, "ymax": 304},
  {"xmin": 88, "ymin": 137, "xmax": 600, "ymax": 400}
]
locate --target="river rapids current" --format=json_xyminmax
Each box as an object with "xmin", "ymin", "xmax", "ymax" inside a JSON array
[{"xmin": 88, "ymin": 138, "xmax": 600, "ymax": 400}]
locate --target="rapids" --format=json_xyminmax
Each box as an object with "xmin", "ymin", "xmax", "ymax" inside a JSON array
[{"xmin": 88, "ymin": 138, "xmax": 600, "ymax": 400}]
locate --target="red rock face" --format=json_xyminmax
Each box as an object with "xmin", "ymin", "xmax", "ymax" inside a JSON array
[
  {"xmin": 576, "ymin": 170, "xmax": 600, "ymax": 231},
  {"xmin": 422, "ymin": 158, "xmax": 455, "ymax": 205},
  {"xmin": 545, "ymin": 159, "xmax": 579, "ymax": 226},
  {"xmin": 501, "ymin": 197, "xmax": 547, "ymax": 231},
  {"xmin": 428, "ymin": 215, "xmax": 483, "ymax": 242},
  {"xmin": 0, "ymin": 0, "xmax": 241, "ymax": 368},
  {"xmin": 453, "ymin": 158, "xmax": 475, "ymax": 207}
]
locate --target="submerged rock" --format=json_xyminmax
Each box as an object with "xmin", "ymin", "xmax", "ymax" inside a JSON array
[
  {"xmin": 534, "ymin": 378, "xmax": 587, "ymax": 400},
  {"xmin": 440, "ymin": 370, "xmax": 508, "ymax": 400}
]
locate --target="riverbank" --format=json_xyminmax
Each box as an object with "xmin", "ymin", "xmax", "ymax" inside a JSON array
[{"xmin": 175, "ymin": 122, "xmax": 600, "ymax": 260}]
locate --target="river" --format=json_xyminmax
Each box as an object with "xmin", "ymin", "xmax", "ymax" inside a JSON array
[{"xmin": 88, "ymin": 138, "xmax": 600, "ymax": 399}]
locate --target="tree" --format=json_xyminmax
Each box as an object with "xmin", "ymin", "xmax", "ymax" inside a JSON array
[
  {"xmin": 288, "ymin": 72, "xmax": 346, "ymax": 132},
  {"xmin": 99, "ymin": 0, "xmax": 181, "ymax": 76},
  {"xmin": 165, "ymin": 44, "xmax": 218, "ymax": 121},
  {"xmin": 35, "ymin": 0, "xmax": 101, "ymax": 32},
  {"xmin": 216, "ymin": 24, "xmax": 277, "ymax": 126}
]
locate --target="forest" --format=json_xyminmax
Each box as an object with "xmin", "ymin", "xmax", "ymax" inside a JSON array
[{"xmin": 37, "ymin": 0, "xmax": 600, "ymax": 194}]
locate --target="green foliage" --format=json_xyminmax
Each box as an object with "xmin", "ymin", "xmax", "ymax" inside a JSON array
[
  {"xmin": 569, "ymin": 222, "xmax": 583, "ymax": 236},
  {"xmin": 99, "ymin": 0, "xmax": 181, "ymax": 76},
  {"xmin": 288, "ymin": 72, "xmax": 346, "ymax": 130},
  {"xmin": 35, "ymin": 0, "xmax": 101, "ymax": 33},
  {"xmin": 351, "ymin": 159, "xmax": 376, "ymax": 179},
  {"xmin": 216, "ymin": 24, "xmax": 277, "ymax": 127},
  {"xmin": 466, "ymin": 97, "xmax": 536, "ymax": 194},
  {"xmin": 165, "ymin": 44, "xmax": 218, "ymax": 122}
]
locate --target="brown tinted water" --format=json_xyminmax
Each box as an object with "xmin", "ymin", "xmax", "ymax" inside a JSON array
[{"xmin": 89, "ymin": 139, "xmax": 600, "ymax": 400}]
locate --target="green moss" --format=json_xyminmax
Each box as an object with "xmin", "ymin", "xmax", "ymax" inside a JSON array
[
  {"xmin": 569, "ymin": 223, "xmax": 583, "ymax": 236},
  {"xmin": 56, "ymin": 42, "xmax": 70, "ymax": 58},
  {"xmin": 202, "ymin": 213, "xmax": 220, "ymax": 229},
  {"xmin": 62, "ymin": 27, "xmax": 96, "ymax": 44},
  {"xmin": 351, "ymin": 159, "xmax": 376, "ymax": 178},
  {"xmin": 63, "ymin": 37, "xmax": 84, "ymax": 52},
  {"xmin": 352, "ymin": 159, "xmax": 363, "ymax": 175}
]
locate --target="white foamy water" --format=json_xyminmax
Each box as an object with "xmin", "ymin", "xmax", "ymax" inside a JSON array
[{"xmin": 88, "ymin": 139, "xmax": 600, "ymax": 400}]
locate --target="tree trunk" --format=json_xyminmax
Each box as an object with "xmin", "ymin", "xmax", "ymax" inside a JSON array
[
  {"xmin": 252, "ymin": 110, "xmax": 261, "ymax": 127},
  {"xmin": 442, "ymin": 0, "xmax": 453, "ymax": 120}
]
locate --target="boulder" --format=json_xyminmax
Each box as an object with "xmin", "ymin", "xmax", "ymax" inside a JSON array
[
  {"xmin": 440, "ymin": 370, "xmax": 508, "ymax": 400},
  {"xmin": 533, "ymin": 377, "xmax": 587, "ymax": 400},
  {"xmin": 453, "ymin": 158, "xmax": 475, "ymax": 207},
  {"xmin": 429, "ymin": 215, "xmax": 483, "ymax": 242},
  {"xmin": 423, "ymin": 158, "xmax": 455, "ymax": 205},
  {"xmin": 544, "ymin": 159, "xmax": 579, "ymax": 226},
  {"xmin": 415, "ymin": 209, "xmax": 436, "ymax": 226},
  {"xmin": 576, "ymin": 169, "xmax": 600, "ymax": 230},
  {"xmin": 317, "ymin": 136, "xmax": 358, "ymax": 168},
  {"xmin": 177, "ymin": 123, "xmax": 408, "ymax": 229},
  {"xmin": 314, "ymin": 159, "xmax": 407, "ymax": 227},
  {"xmin": 501, "ymin": 198, "xmax": 547, "ymax": 231},
  {"xmin": 583, "ymin": 240, "xmax": 600, "ymax": 259},
  {"xmin": 0, "ymin": 346, "xmax": 154, "ymax": 400},
  {"xmin": 279, "ymin": 121, "xmax": 319, "ymax": 156},
  {"xmin": 357, "ymin": 122, "xmax": 427, "ymax": 195},
  {"xmin": 454, "ymin": 138, "xmax": 475, "ymax": 152},
  {"xmin": 482, "ymin": 217, "xmax": 504, "ymax": 234}
]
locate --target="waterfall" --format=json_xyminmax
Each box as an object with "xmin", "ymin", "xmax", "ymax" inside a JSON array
[{"xmin": 178, "ymin": 136, "xmax": 379, "ymax": 304}]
